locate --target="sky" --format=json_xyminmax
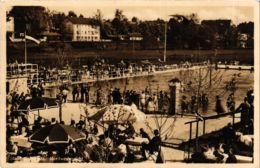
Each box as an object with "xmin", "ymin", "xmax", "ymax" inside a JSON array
[{"xmin": 47, "ymin": 5, "xmax": 254, "ymax": 25}]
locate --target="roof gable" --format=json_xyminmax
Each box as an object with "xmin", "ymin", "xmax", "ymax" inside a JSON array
[{"xmin": 66, "ymin": 17, "xmax": 99, "ymax": 26}]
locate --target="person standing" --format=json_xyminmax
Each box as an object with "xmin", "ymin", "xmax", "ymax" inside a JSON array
[
  {"xmin": 162, "ymin": 92, "xmax": 169, "ymax": 114},
  {"xmin": 158, "ymin": 91, "xmax": 164, "ymax": 112},
  {"xmin": 80, "ymin": 84, "xmax": 86, "ymax": 103},
  {"xmin": 181, "ymin": 95, "xmax": 189, "ymax": 116},
  {"xmin": 190, "ymin": 95, "xmax": 197, "ymax": 114},
  {"xmin": 141, "ymin": 129, "xmax": 161, "ymax": 159},
  {"xmin": 95, "ymin": 88, "xmax": 102, "ymax": 106},
  {"xmin": 72, "ymin": 85, "xmax": 79, "ymax": 102},
  {"xmin": 226, "ymin": 93, "xmax": 235, "ymax": 112},
  {"xmin": 84, "ymin": 84, "xmax": 90, "ymax": 104},
  {"xmin": 107, "ymin": 88, "xmax": 113, "ymax": 105},
  {"xmin": 201, "ymin": 94, "xmax": 209, "ymax": 112},
  {"xmin": 140, "ymin": 91, "xmax": 146, "ymax": 111},
  {"xmin": 37, "ymin": 83, "xmax": 44, "ymax": 97},
  {"xmin": 215, "ymin": 95, "xmax": 225, "ymax": 114},
  {"xmin": 236, "ymin": 97, "xmax": 251, "ymax": 133},
  {"xmin": 62, "ymin": 87, "xmax": 69, "ymax": 103},
  {"xmin": 152, "ymin": 93, "xmax": 158, "ymax": 113},
  {"xmin": 147, "ymin": 97, "xmax": 155, "ymax": 113}
]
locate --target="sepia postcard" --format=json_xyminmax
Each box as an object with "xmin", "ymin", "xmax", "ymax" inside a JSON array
[{"xmin": 0, "ymin": 0, "xmax": 259, "ymax": 168}]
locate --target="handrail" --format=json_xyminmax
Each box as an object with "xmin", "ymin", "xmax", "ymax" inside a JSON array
[{"xmin": 185, "ymin": 110, "xmax": 240, "ymax": 125}]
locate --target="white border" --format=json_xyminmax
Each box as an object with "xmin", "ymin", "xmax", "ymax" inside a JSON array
[{"xmin": 0, "ymin": 0, "xmax": 259, "ymax": 168}]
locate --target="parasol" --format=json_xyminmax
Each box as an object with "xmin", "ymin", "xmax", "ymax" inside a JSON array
[
  {"xmin": 29, "ymin": 123, "xmax": 86, "ymax": 144},
  {"xmin": 88, "ymin": 104, "xmax": 146, "ymax": 124},
  {"xmin": 18, "ymin": 97, "xmax": 58, "ymax": 116}
]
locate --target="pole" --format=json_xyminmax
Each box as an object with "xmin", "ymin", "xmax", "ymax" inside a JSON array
[
  {"xmin": 188, "ymin": 122, "xmax": 192, "ymax": 161},
  {"xmin": 163, "ymin": 21, "xmax": 167, "ymax": 62},
  {"xmin": 195, "ymin": 120, "xmax": 199, "ymax": 151},
  {"xmin": 24, "ymin": 31, "xmax": 27, "ymax": 64},
  {"xmin": 59, "ymin": 94, "xmax": 62, "ymax": 122},
  {"xmin": 203, "ymin": 120, "xmax": 206, "ymax": 135},
  {"xmin": 232, "ymin": 112, "xmax": 235, "ymax": 125},
  {"xmin": 209, "ymin": 64, "xmax": 212, "ymax": 87}
]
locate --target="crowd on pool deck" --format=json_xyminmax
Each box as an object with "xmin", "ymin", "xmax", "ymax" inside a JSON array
[
  {"xmin": 6, "ymin": 83, "xmax": 166, "ymax": 163},
  {"xmin": 8, "ymin": 59, "xmax": 211, "ymax": 88},
  {"xmin": 30, "ymin": 60, "xmax": 200, "ymax": 85},
  {"xmin": 191, "ymin": 120, "xmax": 254, "ymax": 163},
  {"xmin": 6, "ymin": 79, "xmax": 254, "ymax": 163},
  {"xmin": 7, "ymin": 113, "xmax": 163, "ymax": 163},
  {"xmin": 190, "ymin": 88, "xmax": 254, "ymax": 163}
]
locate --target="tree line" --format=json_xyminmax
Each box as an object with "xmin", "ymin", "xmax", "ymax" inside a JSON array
[{"xmin": 8, "ymin": 6, "xmax": 254, "ymax": 49}]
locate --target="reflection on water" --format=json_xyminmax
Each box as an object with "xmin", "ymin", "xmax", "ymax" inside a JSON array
[{"xmin": 44, "ymin": 69, "xmax": 254, "ymax": 116}]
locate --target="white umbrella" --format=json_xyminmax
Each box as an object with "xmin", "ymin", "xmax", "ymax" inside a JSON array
[{"xmin": 89, "ymin": 104, "xmax": 146, "ymax": 124}]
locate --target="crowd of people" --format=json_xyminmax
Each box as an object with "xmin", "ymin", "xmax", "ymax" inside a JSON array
[
  {"xmin": 6, "ymin": 59, "xmax": 255, "ymax": 163},
  {"xmin": 180, "ymin": 94, "xmax": 209, "ymax": 115},
  {"xmin": 6, "ymin": 81, "xmax": 165, "ymax": 163},
  {"xmin": 106, "ymin": 88, "xmax": 174, "ymax": 114},
  {"xmin": 25, "ymin": 60, "xmax": 200, "ymax": 87},
  {"xmin": 190, "ymin": 87, "xmax": 254, "ymax": 163},
  {"xmin": 6, "ymin": 108, "xmax": 162, "ymax": 163},
  {"xmin": 191, "ymin": 121, "xmax": 253, "ymax": 163},
  {"xmin": 192, "ymin": 141, "xmax": 238, "ymax": 163}
]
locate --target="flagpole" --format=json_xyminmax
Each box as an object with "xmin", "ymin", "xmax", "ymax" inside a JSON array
[
  {"xmin": 24, "ymin": 31, "xmax": 27, "ymax": 64},
  {"xmin": 163, "ymin": 21, "xmax": 167, "ymax": 62}
]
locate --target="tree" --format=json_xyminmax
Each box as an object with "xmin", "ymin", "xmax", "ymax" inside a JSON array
[
  {"xmin": 49, "ymin": 11, "xmax": 73, "ymax": 40},
  {"xmin": 93, "ymin": 9, "xmax": 109, "ymax": 38},
  {"xmin": 55, "ymin": 42, "xmax": 72, "ymax": 68},
  {"xmin": 237, "ymin": 22, "xmax": 254, "ymax": 48},
  {"xmin": 50, "ymin": 12, "xmax": 66, "ymax": 30},
  {"xmin": 237, "ymin": 22, "xmax": 254, "ymax": 37},
  {"xmin": 111, "ymin": 9, "xmax": 129, "ymax": 35},
  {"xmin": 225, "ymin": 25, "xmax": 238, "ymax": 49},
  {"xmin": 68, "ymin": 10, "xmax": 77, "ymax": 17},
  {"xmin": 9, "ymin": 6, "xmax": 50, "ymax": 36},
  {"xmin": 93, "ymin": 9, "xmax": 103, "ymax": 22},
  {"xmin": 131, "ymin": 16, "xmax": 139, "ymax": 23},
  {"xmin": 167, "ymin": 14, "xmax": 202, "ymax": 49},
  {"xmin": 79, "ymin": 14, "xmax": 84, "ymax": 18},
  {"xmin": 179, "ymin": 65, "xmax": 228, "ymax": 116},
  {"xmin": 138, "ymin": 20, "xmax": 164, "ymax": 49}
]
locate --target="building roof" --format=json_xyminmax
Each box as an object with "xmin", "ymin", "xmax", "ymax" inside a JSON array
[
  {"xmin": 40, "ymin": 31, "xmax": 61, "ymax": 36},
  {"xmin": 128, "ymin": 33, "xmax": 143, "ymax": 37},
  {"xmin": 66, "ymin": 17, "xmax": 99, "ymax": 26}
]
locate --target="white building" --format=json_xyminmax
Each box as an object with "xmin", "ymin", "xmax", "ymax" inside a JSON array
[
  {"xmin": 65, "ymin": 17, "xmax": 100, "ymax": 41},
  {"xmin": 237, "ymin": 33, "xmax": 248, "ymax": 48},
  {"xmin": 128, "ymin": 33, "xmax": 143, "ymax": 41}
]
